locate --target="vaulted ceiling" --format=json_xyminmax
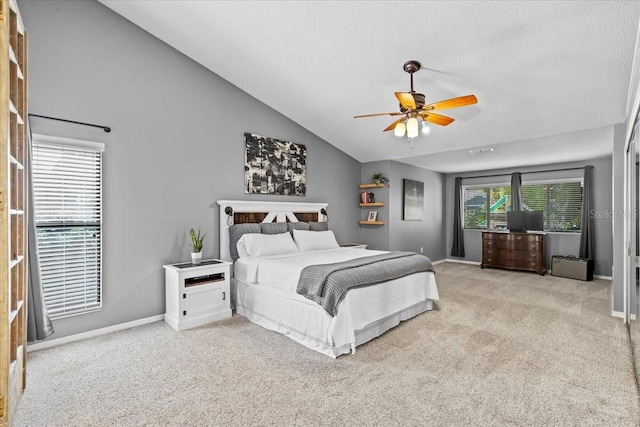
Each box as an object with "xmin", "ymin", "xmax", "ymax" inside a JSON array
[{"xmin": 100, "ymin": 1, "xmax": 640, "ymax": 173}]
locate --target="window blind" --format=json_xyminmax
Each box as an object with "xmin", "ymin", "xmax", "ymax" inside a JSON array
[
  {"xmin": 32, "ymin": 138, "xmax": 104, "ymax": 319},
  {"xmin": 521, "ymin": 180, "xmax": 583, "ymax": 231}
]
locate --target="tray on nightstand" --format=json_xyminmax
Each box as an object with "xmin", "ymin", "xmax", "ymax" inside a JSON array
[{"xmin": 172, "ymin": 259, "xmax": 224, "ymax": 269}]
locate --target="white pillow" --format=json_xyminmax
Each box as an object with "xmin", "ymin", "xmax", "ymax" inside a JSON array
[
  {"xmin": 236, "ymin": 232, "xmax": 298, "ymax": 258},
  {"xmin": 292, "ymin": 229, "xmax": 339, "ymax": 252}
]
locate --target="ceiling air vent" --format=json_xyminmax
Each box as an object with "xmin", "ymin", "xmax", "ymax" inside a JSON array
[{"xmin": 469, "ymin": 147, "xmax": 494, "ymax": 154}]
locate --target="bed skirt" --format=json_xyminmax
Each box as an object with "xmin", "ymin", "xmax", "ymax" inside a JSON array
[{"xmin": 231, "ymin": 273, "xmax": 438, "ymax": 358}]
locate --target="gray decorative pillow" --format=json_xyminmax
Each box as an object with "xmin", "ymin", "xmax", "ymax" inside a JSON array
[
  {"xmin": 288, "ymin": 222, "xmax": 310, "ymax": 233},
  {"xmin": 309, "ymin": 221, "xmax": 328, "ymax": 231},
  {"xmin": 229, "ymin": 223, "xmax": 261, "ymax": 261},
  {"xmin": 260, "ymin": 222, "xmax": 288, "ymax": 235}
]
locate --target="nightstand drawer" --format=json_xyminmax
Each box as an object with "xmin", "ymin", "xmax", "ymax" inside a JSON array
[
  {"xmin": 181, "ymin": 284, "xmax": 227, "ymax": 319},
  {"xmin": 184, "ymin": 272, "xmax": 226, "ymax": 288}
]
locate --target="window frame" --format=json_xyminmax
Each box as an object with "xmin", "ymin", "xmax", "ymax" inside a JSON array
[
  {"xmin": 31, "ymin": 134, "xmax": 105, "ymax": 320},
  {"xmin": 462, "ymin": 182, "xmax": 511, "ymax": 230},
  {"xmin": 462, "ymin": 177, "xmax": 584, "ymax": 233}
]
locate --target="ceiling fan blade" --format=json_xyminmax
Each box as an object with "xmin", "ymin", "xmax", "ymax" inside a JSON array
[
  {"xmin": 421, "ymin": 112, "xmax": 455, "ymax": 126},
  {"xmin": 354, "ymin": 112, "xmax": 405, "ymax": 119},
  {"xmin": 423, "ymin": 94, "xmax": 477, "ymax": 111},
  {"xmin": 395, "ymin": 92, "xmax": 416, "ymax": 110},
  {"xmin": 383, "ymin": 117, "xmax": 406, "ymax": 132}
]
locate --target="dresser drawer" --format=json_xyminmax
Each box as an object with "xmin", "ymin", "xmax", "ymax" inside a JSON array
[
  {"xmin": 510, "ymin": 258, "xmax": 543, "ymax": 270},
  {"xmin": 485, "ymin": 248, "xmax": 538, "ymax": 261}
]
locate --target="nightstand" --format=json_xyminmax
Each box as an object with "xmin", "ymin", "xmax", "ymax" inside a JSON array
[
  {"xmin": 339, "ymin": 243, "xmax": 368, "ymax": 249},
  {"xmin": 163, "ymin": 259, "xmax": 232, "ymax": 331}
]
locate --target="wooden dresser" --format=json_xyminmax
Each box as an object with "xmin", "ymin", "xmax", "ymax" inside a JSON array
[{"xmin": 481, "ymin": 232, "xmax": 545, "ymax": 275}]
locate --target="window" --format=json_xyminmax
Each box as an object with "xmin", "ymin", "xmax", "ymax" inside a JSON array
[
  {"xmin": 32, "ymin": 136, "xmax": 104, "ymax": 319},
  {"xmin": 462, "ymin": 178, "xmax": 583, "ymax": 232},
  {"xmin": 521, "ymin": 180, "xmax": 583, "ymax": 231},
  {"xmin": 463, "ymin": 184, "xmax": 511, "ymax": 229}
]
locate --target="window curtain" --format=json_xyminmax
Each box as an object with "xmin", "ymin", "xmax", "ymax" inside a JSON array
[
  {"xmin": 510, "ymin": 172, "xmax": 522, "ymax": 211},
  {"xmin": 26, "ymin": 122, "xmax": 54, "ymax": 342},
  {"xmin": 451, "ymin": 177, "xmax": 465, "ymax": 257},
  {"xmin": 579, "ymin": 165, "xmax": 594, "ymax": 260}
]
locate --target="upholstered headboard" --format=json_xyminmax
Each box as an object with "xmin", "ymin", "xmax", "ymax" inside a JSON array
[{"xmin": 217, "ymin": 200, "xmax": 328, "ymax": 262}]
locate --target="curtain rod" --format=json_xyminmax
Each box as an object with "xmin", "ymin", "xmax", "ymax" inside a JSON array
[
  {"xmin": 28, "ymin": 114, "xmax": 111, "ymax": 133},
  {"xmin": 461, "ymin": 166, "xmax": 588, "ymax": 180}
]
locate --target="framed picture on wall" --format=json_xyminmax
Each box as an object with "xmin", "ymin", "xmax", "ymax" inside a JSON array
[
  {"xmin": 244, "ymin": 132, "xmax": 307, "ymax": 196},
  {"xmin": 368, "ymin": 210, "xmax": 378, "ymax": 222},
  {"xmin": 403, "ymin": 179, "xmax": 424, "ymax": 220}
]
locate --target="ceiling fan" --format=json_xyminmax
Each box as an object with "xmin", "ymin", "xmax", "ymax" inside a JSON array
[{"xmin": 354, "ymin": 60, "xmax": 477, "ymax": 138}]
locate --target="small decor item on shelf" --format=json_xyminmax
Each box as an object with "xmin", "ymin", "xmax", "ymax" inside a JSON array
[
  {"xmin": 360, "ymin": 192, "xmax": 375, "ymax": 203},
  {"xmin": 189, "ymin": 227, "xmax": 206, "ymax": 264},
  {"xmin": 372, "ymin": 172, "xmax": 389, "ymax": 185},
  {"xmin": 368, "ymin": 210, "xmax": 378, "ymax": 222}
]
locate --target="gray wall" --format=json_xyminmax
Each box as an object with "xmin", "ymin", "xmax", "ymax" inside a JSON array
[
  {"xmin": 360, "ymin": 160, "xmax": 446, "ymax": 262},
  {"xmin": 21, "ymin": 0, "xmax": 361, "ymax": 340},
  {"xmin": 444, "ymin": 157, "xmax": 614, "ymax": 277}
]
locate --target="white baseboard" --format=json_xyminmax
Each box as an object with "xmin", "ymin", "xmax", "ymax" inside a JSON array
[
  {"xmin": 444, "ymin": 258, "xmax": 482, "ymax": 266},
  {"xmin": 444, "ymin": 259, "xmax": 611, "ymax": 280},
  {"xmin": 431, "ymin": 259, "xmax": 447, "ymax": 265},
  {"xmin": 28, "ymin": 314, "xmax": 165, "ymax": 352}
]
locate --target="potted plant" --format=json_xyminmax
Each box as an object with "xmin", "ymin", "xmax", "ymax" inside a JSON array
[
  {"xmin": 189, "ymin": 227, "xmax": 206, "ymax": 264},
  {"xmin": 372, "ymin": 172, "xmax": 389, "ymax": 186}
]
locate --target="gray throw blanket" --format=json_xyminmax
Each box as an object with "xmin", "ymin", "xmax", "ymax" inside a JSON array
[{"xmin": 296, "ymin": 251, "xmax": 435, "ymax": 317}]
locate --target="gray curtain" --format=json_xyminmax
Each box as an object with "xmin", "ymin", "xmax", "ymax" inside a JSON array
[
  {"xmin": 510, "ymin": 172, "xmax": 522, "ymax": 211},
  {"xmin": 26, "ymin": 122, "xmax": 54, "ymax": 342},
  {"xmin": 579, "ymin": 165, "xmax": 594, "ymax": 260},
  {"xmin": 451, "ymin": 177, "xmax": 465, "ymax": 257}
]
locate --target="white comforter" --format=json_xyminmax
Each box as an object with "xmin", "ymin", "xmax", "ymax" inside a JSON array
[{"xmin": 235, "ymin": 247, "xmax": 388, "ymax": 292}]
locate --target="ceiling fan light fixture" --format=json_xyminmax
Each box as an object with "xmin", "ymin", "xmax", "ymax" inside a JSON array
[
  {"xmin": 394, "ymin": 122, "xmax": 406, "ymax": 137},
  {"xmin": 406, "ymin": 117, "xmax": 419, "ymax": 138},
  {"xmin": 421, "ymin": 121, "xmax": 430, "ymax": 134}
]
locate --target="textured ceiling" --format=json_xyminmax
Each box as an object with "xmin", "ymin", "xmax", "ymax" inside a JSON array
[{"xmin": 99, "ymin": 1, "xmax": 640, "ymax": 173}]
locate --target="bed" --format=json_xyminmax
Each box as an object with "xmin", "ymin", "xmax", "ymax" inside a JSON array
[{"xmin": 217, "ymin": 200, "xmax": 439, "ymax": 358}]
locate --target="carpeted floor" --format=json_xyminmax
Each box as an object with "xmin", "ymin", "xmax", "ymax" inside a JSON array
[{"xmin": 13, "ymin": 262, "xmax": 640, "ymax": 426}]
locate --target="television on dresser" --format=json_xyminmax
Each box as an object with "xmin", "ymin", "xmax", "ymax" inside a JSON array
[{"xmin": 507, "ymin": 210, "xmax": 544, "ymax": 232}]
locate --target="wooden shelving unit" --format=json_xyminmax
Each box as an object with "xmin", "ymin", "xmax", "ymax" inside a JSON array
[
  {"xmin": 0, "ymin": 0, "xmax": 27, "ymax": 424},
  {"xmin": 359, "ymin": 220, "xmax": 385, "ymax": 226},
  {"xmin": 359, "ymin": 182, "xmax": 386, "ymax": 225},
  {"xmin": 359, "ymin": 183, "xmax": 385, "ymax": 189}
]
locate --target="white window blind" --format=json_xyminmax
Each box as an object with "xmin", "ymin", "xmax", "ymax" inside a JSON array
[
  {"xmin": 521, "ymin": 180, "xmax": 583, "ymax": 231},
  {"xmin": 32, "ymin": 136, "xmax": 104, "ymax": 319}
]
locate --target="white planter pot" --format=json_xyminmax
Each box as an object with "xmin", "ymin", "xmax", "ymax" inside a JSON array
[{"xmin": 191, "ymin": 252, "xmax": 202, "ymax": 265}]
